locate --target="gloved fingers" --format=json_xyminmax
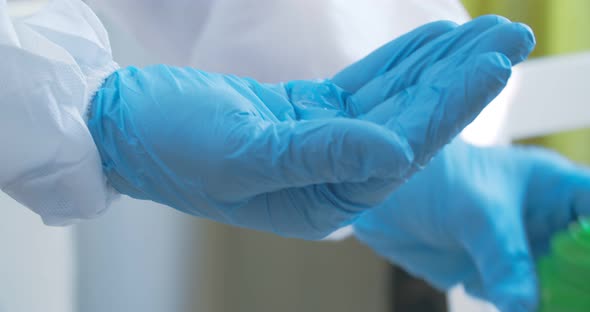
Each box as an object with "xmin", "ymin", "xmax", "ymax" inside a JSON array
[
  {"xmin": 332, "ymin": 20, "xmax": 457, "ymax": 93},
  {"xmin": 460, "ymin": 205, "xmax": 539, "ymax": 312},
  {"xmin": 284, "ymin": 20, "xmax": 456, "ymax": 120},
  {"xmin": 453, "ymin": 21, "xmax": 535, "ymax": 66},
  {"xmin": 222, "ymin": 181, "xmax": 401, "ymax": 239},
  {"xmin": 348, "ymin": 16, "xmax": 534, "ymax": 116},
  {"xmin": 345, "ymin": 15, "xmax": 513, "ymax": 116},
  {"xmin": 215, "ymin": 118, "xmax": 414, "ymax": 201},
  {"xmin": 227, "ymin": 182, "xmax": 407, "ymax": 239},
  {"xmin": 217, "ymin": 188, "xmax": 336, "ymax": 239},
  {"xmin": 517, "ymin": 146, "xmax": 590, "ymax": 257},
  {"xmin": 316, "ymin": 178, "xmax": 404, "ymax": 213},
  {"xmin": 361, "ymin": 51, "xmax": 512, "ymax": 168},
  {"xmin": 526, "ymin": 146, "xmax": 590, "ymax": 218}
]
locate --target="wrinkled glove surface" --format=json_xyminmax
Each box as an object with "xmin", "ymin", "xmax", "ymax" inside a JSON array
[{"xmin": 88, "ymin": 15, "xmax": 534, "ymax": 238}]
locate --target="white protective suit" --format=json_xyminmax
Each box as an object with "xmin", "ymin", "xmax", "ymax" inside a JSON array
[
  {"xmin": 85, "ymin": 1, "xmax": 496, "ymax": 312},
  {"xmin": 0, "ymin": 0, "xmax": 502, "ymax": 311},
  {"xmin": 0, "ymin": 0, "xmax": 505, "ymax": 226},
  {"xmin": 90, "ymin": 0, "xmax": 469, "ymax": 81},
  {"xmin": 0, "ymin": 0, "xmax": 118, "ymax": 225}
]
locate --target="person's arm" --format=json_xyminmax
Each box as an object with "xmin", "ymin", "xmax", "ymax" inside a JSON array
[
  {"xmin": 86, "ymin": 15, "xmax": 532, "ymax": 238},
  {"xmin": 0, "ymin": 0, "xmax": 534, "ymax": 239}
]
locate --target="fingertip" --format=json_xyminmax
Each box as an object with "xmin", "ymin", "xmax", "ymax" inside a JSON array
[
  {"xmin": 516, "ymin": 22, "xmax": 535, "ymax": 44},
  {"xmin": 491, "ymin": 22, "xmax": 536, "ymax": 65},
  {"xmin": 458, "ymin": 20, "xmax": 536, "ymax": 67},
  {"xmin": 511, "ymin": 22, "xmax": 536, "ymax": 64}
]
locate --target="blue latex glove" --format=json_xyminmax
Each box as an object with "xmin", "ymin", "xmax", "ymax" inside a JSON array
[
  {"xmin": 354, "ymin": 140, "xmax": 590, "ymax": 311},
  {"xmin": 88, "ymin": 15, "xmax": 533, "ymax": 239}
]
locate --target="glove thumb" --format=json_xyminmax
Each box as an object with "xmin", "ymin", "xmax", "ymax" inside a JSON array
[{"xmin": 460, "ymin": 204, "xmax": 539, "ymax": 312}]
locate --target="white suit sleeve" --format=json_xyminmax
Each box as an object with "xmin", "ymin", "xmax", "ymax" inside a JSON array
[
  {"xmin": 86, "ymin": 0, "xmax": 213, "ymax": 64},
  {"xmin": 0, "ymin": 0, "xmax": 118, "ymax": 225}
]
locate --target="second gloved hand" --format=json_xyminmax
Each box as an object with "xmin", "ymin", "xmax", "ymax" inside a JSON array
[
  {"xmin": 354, "ymin": 140, "xmax": 590, "ymax": 311},
  {"xmin": 88, "ymin": 16, "xmax": 533, "ymax": 239}
]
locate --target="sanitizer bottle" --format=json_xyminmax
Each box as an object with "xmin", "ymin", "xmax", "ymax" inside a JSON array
[{"xmin": 538, "ymin": 218, "xmax": 590, "ymax": 311}]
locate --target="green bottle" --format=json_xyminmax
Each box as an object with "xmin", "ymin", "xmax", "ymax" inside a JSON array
[{"xmin": 538, "ymin": 218, "xmax": 590, "ymax": 311}]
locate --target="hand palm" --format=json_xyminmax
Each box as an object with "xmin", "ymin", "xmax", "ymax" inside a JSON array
[{"xmin": 90, "ymin": 15, "xmax": 533, "ymax": 238}]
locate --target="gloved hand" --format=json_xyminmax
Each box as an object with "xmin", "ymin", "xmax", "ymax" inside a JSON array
[
  {"xmin": 88, "ymin": 15, "xmax": 534, "ymax": 239},
  {"xmin": 354, "ymin": 139, "xmax": 590, "ymax": 311}
]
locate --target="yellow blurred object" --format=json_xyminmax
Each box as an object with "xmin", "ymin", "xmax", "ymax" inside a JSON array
[
  {"xmin": 462, "ymin": 0, "xmax": 590, "ymax": 57},
  {"xmin": 519, "ymin": 129, "xmax": 590, "ymax": 166}
]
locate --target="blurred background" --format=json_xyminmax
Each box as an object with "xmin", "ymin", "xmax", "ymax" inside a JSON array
[
  {"xmin": 463, "ymin": 0, "xmax": 590, "ymax": 162},
  {"xmin": 0, "ymin": 1, "xmax": 589, "ymax": 312}
]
